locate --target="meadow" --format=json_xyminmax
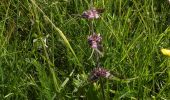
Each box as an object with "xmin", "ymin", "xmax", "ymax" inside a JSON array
[{"xmin": 0, "ymin": 0, "xmax": 170, "ymax": 99}]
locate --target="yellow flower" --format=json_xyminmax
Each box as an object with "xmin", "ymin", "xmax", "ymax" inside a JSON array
[{"xmin": 161, "ymin": 48, "xmax": 170, "ymax": 57}]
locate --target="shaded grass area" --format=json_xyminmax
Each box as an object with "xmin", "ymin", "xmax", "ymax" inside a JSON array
[{"xmin": 0, "ymin": 0, "xmax": 170, "ymax": 99}]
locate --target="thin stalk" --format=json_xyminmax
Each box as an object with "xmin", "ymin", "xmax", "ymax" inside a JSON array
[
  {"xmin": 90, "ymin": 20, "xmax": 94, "ymax": 34},
  {"xmin": 95, "ymin": 49, "xmax": 100, "ymax": 67},
  {"xmin": 31, "ymin": 0, "xmax": 60, "ymax": 93},
  {"xmin": 100, "ymin": 78, "xmax": 105, "ymax": 100},
  {"xmin": 30, "ymin": 0, "xmax": 82, "ymax": 69},
  {"xmin": 90, "ymin": 0, "xmax": 94, "ymax": 9}
]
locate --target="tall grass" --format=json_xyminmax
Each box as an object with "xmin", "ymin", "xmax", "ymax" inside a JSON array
[{"xmin": 0, "ymin": 0, "xmax": 170, "ymax": 99}]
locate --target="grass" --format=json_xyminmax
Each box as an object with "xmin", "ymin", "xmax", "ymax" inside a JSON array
[{"xmin": 0, "ymin": 0, "xmax": 170, "ymax": 99}]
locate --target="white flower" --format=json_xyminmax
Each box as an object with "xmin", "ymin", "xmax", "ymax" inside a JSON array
[{"xmin": 33, "ymin": 34, "xmax": 49, "ymax": 48}]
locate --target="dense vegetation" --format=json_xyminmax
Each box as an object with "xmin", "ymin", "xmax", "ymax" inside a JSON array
[{"xmin": 0, "ymin": 0, "xmax": 170, "ymax": 99}]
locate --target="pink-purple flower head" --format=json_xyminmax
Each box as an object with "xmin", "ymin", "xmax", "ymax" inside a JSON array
[
  {"xmin": 88, "ymin": 33, "xmax": 102, "ymax": 49},
  {"xmin": 89, "ymin": 67, "xmax": 111, "ymax": 82},
  {"xmin": 82, "ymin": 8, "xmax": 104, "ymax": 19}
]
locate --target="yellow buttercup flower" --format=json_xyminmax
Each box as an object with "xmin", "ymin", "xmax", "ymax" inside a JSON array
[{"xmin": 161, "ymin": 48, "xmax": 170, "ymax": 57}]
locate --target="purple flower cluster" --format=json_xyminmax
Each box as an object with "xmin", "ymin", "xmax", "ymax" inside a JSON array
[
  {"xmin": 82, "ymin": 8, "xmax": 104, "ymax": 19},
  {"xmin": 81, "ymin": 6, "xmax": 111, "ymax": 83},
  {"xmin": 89, "ymin": 67, "xmax": 111, "ymax": 82},
  {"xmin": 88, "ymin": 33, "xmax": 102, "ymax": 49}
]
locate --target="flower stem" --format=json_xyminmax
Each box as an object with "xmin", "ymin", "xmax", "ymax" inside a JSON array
[
  {"xmin": 90, "ymin": 0, "xmax": 94, "ymax": 9},
  {"xmin": 90, "ymin": 20, "xmax": 94, "ymax": 34},
  {"xmin": 100, "ymin": 78, "xmax": 105, "ymax": 100},
  {"xmin": 95, "ymin": 49, "xmax": 100, "ymax": 67}
]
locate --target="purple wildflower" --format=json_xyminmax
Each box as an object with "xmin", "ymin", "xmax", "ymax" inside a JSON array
[
  {"xmin": 89, "ymin": 67, "xmax": 111, "ymax": 82},
  {"xmin": 82, "ymin": 8, "xmax": 104, "ymax": 19},
  {"xmin": 88, "ymin": 33, "xmax": 102, "ymax": 49}
]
